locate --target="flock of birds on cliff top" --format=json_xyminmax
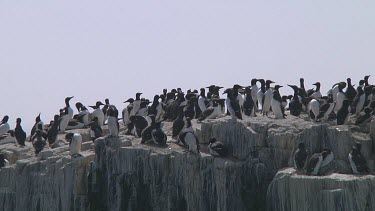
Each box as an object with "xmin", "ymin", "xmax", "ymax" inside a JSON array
[{"xmin": 0, "ymin": 75, "xmax": 374, "ymax": 174}]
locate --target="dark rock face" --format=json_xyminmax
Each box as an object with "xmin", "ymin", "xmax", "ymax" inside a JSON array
[
  {"xmin": 0, "ymin": 153, "xmax": 94, "ymax": 211},
  {"xmin": 267, "ymin": 168, "xmax": 375, "ymax": 211},
  {"xmin": 91, "ymin": 136, "xmax": 268, "ymax": 211}
]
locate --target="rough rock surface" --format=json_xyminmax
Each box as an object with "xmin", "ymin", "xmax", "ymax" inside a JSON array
[
  {"xmin": 267, "ymin": 168, "xmax": 375, "ymax": 211},
  {"xmin": 0, "ymin": 115, "xmax": 374, "ymax": 211}
]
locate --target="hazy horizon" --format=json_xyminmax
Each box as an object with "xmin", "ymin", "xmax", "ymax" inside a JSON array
[{"xmin": 1, "ymin": 1, "xmax": 374, "ymax": 133}]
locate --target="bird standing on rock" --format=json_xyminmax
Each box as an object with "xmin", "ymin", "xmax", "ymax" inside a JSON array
[
  {"xmin": 337, "ymin": 100, "xmax": 352, "ymax": 125},
  {"xmin": 65, "ymin": 133, "xmax": 82, "ymax": 157},
  {"xmin": 14, "ymin": 118, "xmax": 26, "ymax": 146},
  {"xmin": 30, "ymin": 113, "xmax": 44, "ymax": 139},
  {"xmin": 88, "ymin": 117, "xmax": 102, "ymax": 142},
  {"xmin": 107, "ymin": 105, "xmax": 119, "ymax": 137},
  {"xmin": 257, "ymin": 79, "xmax": 266, "ymax": 110},
  {"xmin": 243, "ymin": 87, "xmax": 255, "ymax": 117},
  {"xmin": 250, "ymin": 79, "xmax": 259, "ymax": 111},
  {"xmin": 288, "ymin": 85, "xmax": 302, "ymax": 117},
  {"xmin": 348, "ymin": 142, "xmax": 369, "ymax": 174},
  {"xmin": 133, "ymin": 93, "xmax": 143, "ymax": 115},
  {"xmin": 46, "ymin": 115, "xmax": 61, "ymax": 146},
  {"xmin": 0, "ymin": 116, "xmax": 10, "ymax": 136},
  {"xmin": 271, "ymin": 85, "xmax": 285, "ymax": 119},
  {"xmin": 294, "ymin": 143, "xmax": 308, "ymax": 170},
  {"xmin": 306, "ymin": 149, "xmax": 331, "ymax": 176},
  {"xmin": 122, "ymin": 98, "xmax": 135, "ymax": 128},
  {"xmin": 32, "ymin": 130, "xmax": 46, "ymax": 155},
  {"xmin": 208, "ymin": 138, "xmax": 228, "ymax": 157},
  {"xmin": 178, "ymin": 117, "xmax": 199, "ymax": 154},
  {"xmin": 262, "ymin": 80, "xmax": 275, "ymax": 116},
  {"xmin": 223, "ymin": 88, "xmax": 242, "ymax": 120},
  {"xmin": 89, "ymin": 101, "xmax": 105, "ymax": 127},
  {"xmin": 59, "ymin": 96, "xmax": 74, "ymax": 132}
]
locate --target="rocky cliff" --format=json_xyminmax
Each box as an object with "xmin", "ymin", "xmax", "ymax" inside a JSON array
[
  {"xmin": 267, "ymin": 168, "xmax": 375, "ymax": 211},
  {"xmin": 0, "ymin": 115, "xmax": 374, "ymax": 211}
]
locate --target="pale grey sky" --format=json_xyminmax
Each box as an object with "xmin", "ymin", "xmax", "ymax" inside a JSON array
[{"xmin": 1, "ymin": 1, "xmax": 374, "ymax": 133}]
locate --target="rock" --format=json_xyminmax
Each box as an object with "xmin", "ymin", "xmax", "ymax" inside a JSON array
[
  {"xmin": 91, "ymin": 135, "xmax": 267, "ymax": 211},
  {"xmin": 81, "ymin": 141, "xmax": 94, "ymax": 151},
  {"xmin": 370, "ymin": 118, "xmax": 375, "ymax": 142},
  {"xmin": 0, "ymin": 150, "xmax": 95, "ymax": 210},
  {"xmin": 38, "ymin": 149, "xmax": 54, "ymax": 160},
  {"xmin": 0, "ymin": 114, "xmax": 374, "ymax": 211},
  {"xmin": 267, "ymin": 168, "xmax": 375, "ymax": 211}
]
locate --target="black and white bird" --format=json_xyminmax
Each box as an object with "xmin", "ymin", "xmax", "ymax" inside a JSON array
[
  {"xmin": 14, "ymin": 118, "xmax": 26, "ymax": 146},
  {"xmin": 232, "ymin": 84, "xmax": 244, "ymax": 111},
  {"xmin": 262, "ymin": 80, "xmax": 275, "ymax": 116},
  {"xmin": 89, "ymin": 101, "xmax": 105, "ymax": 127},
  {"xmin": 198, "ymin": 98, "xmax": 222, "ymax": 121},
  {"xmin": 0, "ymin": 116, "xmax": 10, "ymax": 136},
  {"xmin": 206, "ymin": 85, "xmax": 222, "ymax": 97},
  {"xmin": 223, "ymin": 88, "xmax": 242, "ymax": 120},
  {"xmin": 65, "ymin": 133, "xmax": 82, "ymax": 157},
  {"xmin": 256, "ymin": 79, "xmax": 266, "ymax": 110},
  {"xmin": 30, "ymin": 113, "xmax": 44, "ymax": 138},
  {"xmin": 351, "ymin": 84, "xmax": 366, "ymax": 115},
  {"xmin": 101, "ymin": 98, "xmax": 110, "ymax": 125},
  {"xmin": 355, "ymin": 107, "xmax": 372, "ymax": 125},
  {"xmin": 316, "ymin": 96, "xmax": 335, "ymax": 121},
  {"xmin": 320, "ymin": 148, "xmax": 334, "ymax": 168},
  {"xmin": 294, "ymin": 143, "xmax": 308, "ymax": 170},
  {"xmin": 198, "ymin": 88, "xmax": 209, "ymax": 113},
  {"xmin": 88, "ymin": 117, "xmax": 103, "ymax": 142},
  {"xmin": 172, "ymin": 106, "xmax": 185, "ymax": 139},
  {"xmin": 59, "ymin": 96, "xmax": 74, "ymax": 132},
  {"xmin": 178, "ymin": 117, "xmax": 199, "ymax": 154},
  {"xmin": 345, "ymin": 78, "xmax": 357, "ymax": 101},
  {"xmin": 136, "ymin": 100, "xmax": 149, "ymax": 117},
  {"xmin": 364, "ymin": 75, "xmax": 371, "ymax": 87},
  {"xmin": 243, "ymin": 87, "xmax": 255, "ymax": 117},
  {"xmin": 337, "ymin": 100, "xmax": 352, "ymax": 125},
  {"xmin": 129, "ymin": 115, "xmax": 149, "ymax": 137},
  {"xmin": 298, "ymin": 78, "xmax": 308, "ymax": 98},
  {"xmin": 164, "ymin": 92, "xmax": 185, "ymax": 121},
  {"xmin": 309, "ymin": 82, "xmax": 322, "ymax": 99},
  {"xmin": 271, "ymin": 85, "xmax": 285, "ymax": 119},
  {"xmin": 122, "ymin": 98, "xmax": 135, "ymax": 127},
  {"xmin": 184, "ymin": 97, "xmax": 196, "ymax": 119},
  {"xmin": 288, "ymin": 85, "xmax": 302, "ymax": 117},
  {"xmin": 141, "ymin": 115, "xmax": 155, "ymax": 143},
  {"xmin": 66, "ymin": 113, "xmax": 86, "ymax": 130},
  {"xmin": 348, "ymin": 142, "xmax": 369, "ymax": 174},
  {"xmin": 208, "ymin": 138, "xmax": 228, "ymax": 157},
  {"xmin": 306, "ymin": 150, "xmax": 331, "ymax": 176},
  {"xmin": 148, "ymin": 95, "xmax": 164, "ymax": 122},
  {"xmin": 308, "ymin": 98, "xmax": 320, "ymax": 121},
  {"xmin": 151, "ymin": 121, "xmax": 167, "ymax": 146},
  {"xmin": 281, "ymin": 96, "xmax": 288, "ymax": 110},
  {"xmin": 364, "ymin": 87, "xmax": 375, "ymax": 107},
  {"xmin": 250, "ymin": 79, "xmax": 259, "ymax": 111},
  {"xmin": 334, "ymin": 83, "xmax": 347, "ymax": 114},
  {"xmin": 107, "ymin": 105, "xmax": 119, "ymax": 137},
  {"xmin": 31, "ymin": 130, "xmax": 46, "ymax": 155},
  {"xmin": 46, "ymin": 115, "xmax": 60, "ymax": 146},
  {"xmin": 133, "ymin": 93, "xmax": 143, "ymax": 115},
  {"xmin": 75, "ymin": 102, "xmax": 90, "ymax": 126}
]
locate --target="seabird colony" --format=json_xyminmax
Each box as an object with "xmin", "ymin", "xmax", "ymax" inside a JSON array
[{"xmin": 0, "ymin": 75, "xmax": 374, "ymax": 175}]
